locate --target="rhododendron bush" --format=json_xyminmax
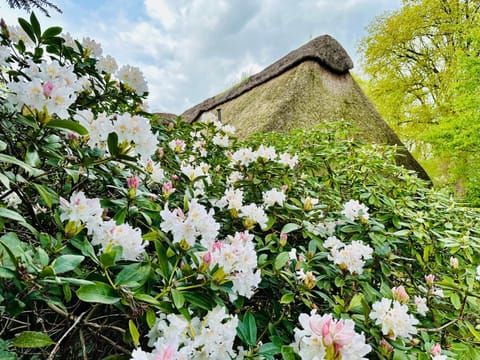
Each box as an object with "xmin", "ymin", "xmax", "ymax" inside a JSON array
[{"xmin": 0, "ymin": 14, "xmax": 480, "ymax": 360}]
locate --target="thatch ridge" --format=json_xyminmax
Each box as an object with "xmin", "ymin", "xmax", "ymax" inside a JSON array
[{"xmin": 181, "ymin": 35, "xmax": 353, "ymax": 123}]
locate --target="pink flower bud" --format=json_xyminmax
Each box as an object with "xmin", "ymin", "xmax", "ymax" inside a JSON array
[
  {"xmin": 380, "ymin": 338, "xmax": 393, "ymax": 352},
  {"xmin": 392, "ymin": 285, "xmax": 410, "ymax": 304},
  {"xmin": 203, "ymin": 252, "xmax": 212, "ymax": 264},
  {"xmin": 449, "ymin": 256, "xmax": 459, "ymax": 269},
  {"xmin": 430, "ymin": 343, "xmax": 442, "ymax": 356},
  {"xmin": 42, "ymin": 81, "xmax": 54, "ymax": 97},
  {"xmin": 127, "ymin": 175, "xmax": 140, "ymax": 189},
  {"xmin": 171, "ymin": 174, "xmax": 179, "ymax": 182},
  {"xmin": 162, "ymin": 181, "xmax": 175, "ymax": 196},
  {"xmin": 425, "ymin": 274, "xmax": 435, "ymax": 287}
]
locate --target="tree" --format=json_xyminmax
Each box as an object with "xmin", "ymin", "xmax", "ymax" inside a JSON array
[
  {"xmin": 4, "ymin": 0, "xmax": 61, "ymax": 16},
  {"xmin": 359, "ymin": 0, "xmax": 480, "ymax": 204}
]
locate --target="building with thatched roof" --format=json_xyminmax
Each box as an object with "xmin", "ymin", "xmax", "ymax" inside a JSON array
[{"xmin": 177, "ymin": 35, "xmax": 429, "ymax": 180}]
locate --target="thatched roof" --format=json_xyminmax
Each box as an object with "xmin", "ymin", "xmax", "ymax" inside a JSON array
[{"xmin": 178, "ymin": 35, "xmax": 430, "ymax": 180}]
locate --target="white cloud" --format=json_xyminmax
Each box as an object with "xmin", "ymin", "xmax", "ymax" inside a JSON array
[{"xmin": 144, "ymin": 0, "xmax": 176, "ymax": 29}]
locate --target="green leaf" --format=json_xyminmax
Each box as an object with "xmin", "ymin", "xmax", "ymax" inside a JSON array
[
  {"xmin": 17, "ymin": 18, "xmax": 36, "ymax": 43},
  {"xmin": 146, "ymin": 308, "xmax": 157, "ymax": 328},
  {"xmin": 0, "ymin": 267, "xmax": 15, "ymax": 278},
  {"xmin": 45, "ymin": 119, "xmax": 88, "ymax": 135},
  {"xmin": 274, "ymin": 252, "xmax": 290, "ymax": 270},
  {"xmin": 25, "ymin": 147, "xmax": 41, "ymax": 167},
  {"xmin": 258, "ymin": 342, "xmax": 281, "ymax": 358},
  {"xmin": 107, "ymin": 132, "xmax": 119, "ymax": 156},
  {"xmin": 393, "ymin": 229, "xmax": 411, "ymax": 237},
  {"xmin": 171, "ymin": 289, "xmax": 185, "ymax": 309},
  {"xmin": 237, "ymin": 311, "xmax": 257, "ymax": 346},
  {"xmin": 449, "ymin": 292, "xmax": 461, "ymax": 310},
  {"xmin": 0, "ymin": 207, "xmax": 27, "ymax": 223},
  {"xmin": 42, "ymin": 26, "xmax": 62, "ymax": 39},
  {"xmin": 281, "ymin": 223, "xmax": 301, "ymax": 234},
  {"xmin": 30, "ymin": 12, "xmax": 42, "ymax": 40},
  {"xmin": 280, "ymin": 293, "xmax": 295, "ymax": 304},
  {"xmin": 99, "ymin": 248, "xmax": 119, "ymax": 268},
  {"xmin": 33, "ymin": 183, "xmax": 55, "ymax": 208},
  {"xmin": 115, "ymin": 263, "xmax": 151, "ymax": 287},
  {"xmin": 281, "ymin": 345, "xmax": 299, "ymax": 360},
  {"xmin": 133, "ymin": 293, "xmax": 161, "ymax": 306},
  {"xmin": 128, "ymin": 320, "xmax": 140, "ymax": 347},
  {"xmin": 465, "ymin": 321, "xmax": 480, "ymax": 341},
  {"xmin": 51, "ymin": 255, "xmax": 84, "ymax": 274},
  {"xmin": 76, "ymin": 283, "xmax": 120, "ymax": 304},
  {"xmin": 0, "ymin": 153, "xmax": 37, "ymax": 173},
  {"xmin": 13, "ymin": 331, "xmax": 55, "ymax": 348},
  {"xmin": 0, "ymin": 173, "xmax": 10, "ymax": 189}
]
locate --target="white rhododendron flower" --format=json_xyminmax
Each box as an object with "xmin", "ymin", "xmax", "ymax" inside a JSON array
[
  {"xmin": 239, "ymin": 203, "xmax": 268, "ymax": 229},
  {"xmin": 134, "ymin": 306, "xmax": 238, "ymax": 360},
  {"xmin": 262, "ymin": 188, "xmax": 286, "ymax": 208},
  {"xmin": 212, "ymin": 133, "xmax": 230, "ymax": 147},
  {"xmin": 7, "ymin": 60, "xmax": 82, "ymax": 118},
  {"xmin": 74, "ymin": 110, "xmax": 114, "ymax": 150},
  {"xmin": 168, "ymin": 139, "xmax": 186, "ymax": 153},
  {"xmin": 0, "ymin": 45, "xmax": 10, "ymax": 66},
  {"xmin": 81, "ymin": 37, "xmax": 103, "ymax": 58},
  {"xmin": 291, "ymin": 310, "xmax": 371, "ymax": 360},
  {"xmin": 160, "ymin": 198, "xmax": 219, "ymax": 249},
  {"xmin": 230, "ymin": 147, "xmax": 257, "ymax": 167},
  {"xmin": 256, "ymin": 144, "xmax": 277, "ymax": 161},
  {"xmin": 227, "ymin": 171, "xmax": 244, "ymax": 185},
  {"xmin": 369, "ymin": 298, "xmax": 419, "ymax": 340},
  {"xmin": 414, "ymin": 295, "xmax": 429, "ymax": 316},
  {"xmin": 96, "ymin": 55, "xmax": 118, "ymax": 74},
  {"xmin": 476, "ymin": 265, "xmax": 480, "ymax": 281},
  {"xmin": 91, "ymin": 220, "xmax": 146, "ymax": 261},
  {"xmin": 341, "ymin": 199, "xmax": 370, "ymax": 221},
  {"xmin": 278, "ymin": 152, "xmax": 298, "ymax": 169},
  {"xmin": 217, "ymin": 187, "xmax": 244, "ymax": 210},
  {"xmin": 1, "ymin": 191, "xmax": 22, "ymax": 209},
  {"xmin": 325, "ymin": 237, "xmax": 373, "ymax": 275},
  {"xmin": 59, "ymin": 191, "xmax": 103, "ymax": 226},
  {"xmin": 7, "ymin": 25, "xmax": 34, "ymax": 46},
  {"xmin": 113, "ymin": 113, "xmax": 158, "ymax": 163},
  {"xmin": 117, "ymin": 64, "xmax": 148, "ymax": 95},
  {"xmin": 207, "ymin": 231, "xmax": 261, "ymax": 300}
]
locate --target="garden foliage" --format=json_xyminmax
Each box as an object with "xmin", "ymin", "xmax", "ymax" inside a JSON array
[{"xmin": 0, "ymin": 13, "xmax": 480, "ymax": 360}]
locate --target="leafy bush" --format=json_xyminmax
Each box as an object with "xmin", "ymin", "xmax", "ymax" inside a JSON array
[{"xmin": 1, "ymin": 13, "xmax": 479, "ymax": 360}]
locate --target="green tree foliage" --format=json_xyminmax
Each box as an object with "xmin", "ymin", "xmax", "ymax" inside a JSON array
[
  {"xmin": 3, "ymin": 0, "xmax": 61, "ymax": 16},
  {"xmin": 359, "ymin": 0, "xmax": 480, "ymax": 205}
]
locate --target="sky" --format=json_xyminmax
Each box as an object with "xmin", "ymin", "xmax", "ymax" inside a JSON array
[{"xmin": 1, "ymin": 0, "xmax": 402, "ymax": 114}]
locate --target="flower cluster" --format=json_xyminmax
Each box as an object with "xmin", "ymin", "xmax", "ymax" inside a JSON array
[
  {"xmin": 229, "ymin": 145, "xmax": 298, "ymax": 169},
  {"xmin": 131, "ymin": 306, "xmax": 238, "ymax": 360},
  {"xmin": 369, "ymin": 298, "xmax": 419, "ymax": 340},
  {"xmin": 117, "ymin": 64, "xmax": 148, "ymax": 95},
  {"xmin": 341, "ymin": 199, "xmax": 370, "ymax": 222},
  {"xmin": 7, "ymin": 60, "xmax": 87, "ymax": 118},
  {"xmin": 206, "ymin": 231, "xmax": 261, "ymax": 300},
  {"xmin": 324, "ymin": 236, "xmax": 373, "ymax": 275},
  {"xmin": 160, "ymin": 198, "xmax": 219, "ymax": 249},
  {"xmin": 75, "ymin": 110, "xmax": 158, "ymax": 164},
  {"xmin": 291, "ymin": 310, "xmax": 371, "ymax": 360},
  {"xmin": 59, "ymin": 191, "xmax": 146, "ymax": 260}
]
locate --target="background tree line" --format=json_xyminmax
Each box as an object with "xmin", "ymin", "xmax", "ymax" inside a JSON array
[{"xmin": 359, "ymin": 0, "xmax": 480, "ymax": 206}]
